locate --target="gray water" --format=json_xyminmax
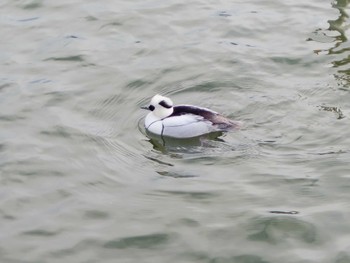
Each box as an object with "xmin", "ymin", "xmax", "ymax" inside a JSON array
[{"xmin": 1, "ymin": 0, "xmax": 350, "ymax": 262}]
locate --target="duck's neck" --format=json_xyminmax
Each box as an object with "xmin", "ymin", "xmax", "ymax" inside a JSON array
[{"xmin": 155, "ymin": 107, "xmax": 174, "ymax": 119}]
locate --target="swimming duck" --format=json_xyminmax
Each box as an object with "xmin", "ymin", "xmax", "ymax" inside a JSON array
[{"xmin": 142, "ymin": 94, "xmax": 239, "ymax": 138}]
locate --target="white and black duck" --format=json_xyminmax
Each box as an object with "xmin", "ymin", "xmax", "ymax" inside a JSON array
[{"xmin": 142, "ymin": 94, "xmax": 240, "ymax": 138}]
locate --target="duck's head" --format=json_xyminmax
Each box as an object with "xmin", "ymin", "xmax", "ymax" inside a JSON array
[{"xmin": 142, "ymin": 94, "xmax": 174, "ymax": 119}]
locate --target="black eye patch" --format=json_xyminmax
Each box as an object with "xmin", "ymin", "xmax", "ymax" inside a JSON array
[
  {"xmin": 149, "ymin": 105, "xmax": 155, "ymax": 111},
  {"xmin": 159, "ymin": 100, "xmax": 172, "ymax": 109}
]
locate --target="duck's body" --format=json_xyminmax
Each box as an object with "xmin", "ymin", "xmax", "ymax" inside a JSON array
[{"xmin": 143, "ymin": 95, "xmax": 239, "ymax": 139}]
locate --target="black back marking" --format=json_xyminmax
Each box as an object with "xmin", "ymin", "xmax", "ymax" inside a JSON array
[
  {"xmin": 171, "ymin": 106, "xmax": 216, "ymax": 119},
  {"xmin": 170, "ymin": 105, "xmax": 234, "ymax": 128}
]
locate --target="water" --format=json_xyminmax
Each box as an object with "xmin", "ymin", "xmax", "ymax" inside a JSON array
[{"xmin": 1, "ymin": 0, "xmax": 350, "ymax": 262}]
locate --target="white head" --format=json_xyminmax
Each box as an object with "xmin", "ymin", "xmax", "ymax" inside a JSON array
[{"xmin": 145, "ymin": 94, "xmax": 174, "ymax": 119}]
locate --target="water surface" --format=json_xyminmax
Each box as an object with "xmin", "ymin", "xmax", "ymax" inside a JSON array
[{"xmin": 1, "ymin": 0, "xmax": 350, "ymax": 262}]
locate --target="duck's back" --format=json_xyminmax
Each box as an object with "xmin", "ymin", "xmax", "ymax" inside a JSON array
[
  {"xmin": 171, "ymin": 105, "xmax": 218, "ymax": 118},
  {"xmin": 172, "ymin": 105, "xmax": 236, "ymax": 129}
]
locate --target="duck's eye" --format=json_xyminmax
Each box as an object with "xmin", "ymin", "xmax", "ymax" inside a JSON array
[{"xmin": 149, "ymin": 105, "xmax": 155, "ymax": 111}]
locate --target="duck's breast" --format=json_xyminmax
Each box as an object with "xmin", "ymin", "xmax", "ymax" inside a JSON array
[{"xmin": 145, "ymin": 113, "xmax": 163, "ymax": 135}]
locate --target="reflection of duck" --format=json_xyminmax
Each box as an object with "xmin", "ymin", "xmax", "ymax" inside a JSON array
[{"xmin": 142, "ymin": 94, "xmax": 240, "ymax": 138}]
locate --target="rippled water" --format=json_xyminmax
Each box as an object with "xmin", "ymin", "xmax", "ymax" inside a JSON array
[{"xmin": 1, "ymin": 0, "xmax": 350, "ymax": 262}]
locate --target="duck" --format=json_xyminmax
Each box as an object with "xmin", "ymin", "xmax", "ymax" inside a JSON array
[{"xmin": 141, "ymin": 94, "xmax": 240, "ymax": 138}]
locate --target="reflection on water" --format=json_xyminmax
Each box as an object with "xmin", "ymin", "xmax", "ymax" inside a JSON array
[
  {"xmin": 146, "ymin": 131, "xmax": 225, "ymax": 151},
  {"xmin": 311, "ymin": 0, "xmax": 350, "ymax": 87},
  {"xmin": 330, "ymin": 0, "xmax": 350, "ymax": 81},
  {"xmin": 318, "ymin": 105, "xmax": 345, "ymax": 119},
  {"xmin": 329, "ymin": 0, "xmax": 349, "ymax": 44}
]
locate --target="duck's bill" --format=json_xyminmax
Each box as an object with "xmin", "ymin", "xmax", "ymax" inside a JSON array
[{"xmin": 140, "ymin": 106, "xmax": 149, "ymax": 110}]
